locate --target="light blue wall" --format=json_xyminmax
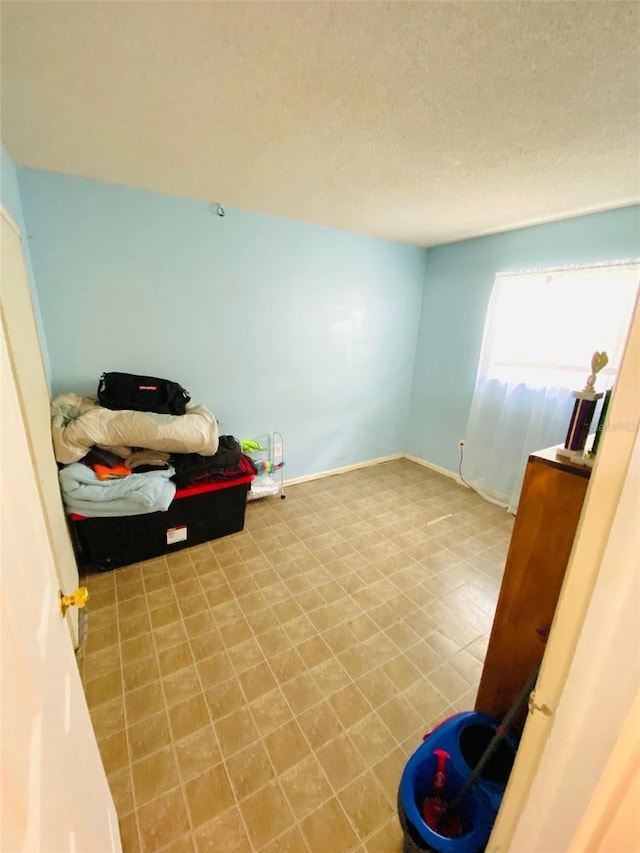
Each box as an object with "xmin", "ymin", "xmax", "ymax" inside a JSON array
[
  {"xmin": 13, "ymin": 162, "xmax": 639, "ymax": 482},
  {"xmin": 18, "ymin": 169, "xmax": 427, "ymax": 480},
  {"xmin": 0, "ymin": 144, "xmax": 51, "ymax": 382},
  {"xmin": 408, "ymin": 206, "xmax": 640, "ymax": 472}
]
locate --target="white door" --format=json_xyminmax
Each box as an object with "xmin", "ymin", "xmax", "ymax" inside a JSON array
[
  {"xmin": 0, "ymin": 205, "xmax": 80, "ymax": 643},
  {"xmin": 1, "ymin": 318, "xmax": 121, "ymax": 851}
]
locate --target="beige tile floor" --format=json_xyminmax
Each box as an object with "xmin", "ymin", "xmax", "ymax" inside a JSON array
[{"xmin": 79, "ymin": 459, "xmax": 513, "ymax": 853}]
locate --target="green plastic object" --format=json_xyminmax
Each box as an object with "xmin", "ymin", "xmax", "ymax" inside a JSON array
[{"xmin": 241, "ymin": 439, "xmax": 267, "ymax": 453}]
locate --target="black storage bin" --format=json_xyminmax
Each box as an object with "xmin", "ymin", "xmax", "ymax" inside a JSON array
[{"xmin": 69, "ymin": 480, "xmax": 250, "ymax": 571}]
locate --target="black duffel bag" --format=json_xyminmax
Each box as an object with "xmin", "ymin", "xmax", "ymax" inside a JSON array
[{"xmin": 97, "ymin": 372, "xmax": 191, "ymax": 415}]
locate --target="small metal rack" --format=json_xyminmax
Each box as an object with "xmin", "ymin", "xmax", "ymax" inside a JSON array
[{"xmin": 247, "ymin": 431, "xmax": 285, "ymax": 501}]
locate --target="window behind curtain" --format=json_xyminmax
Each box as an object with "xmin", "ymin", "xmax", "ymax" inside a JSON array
[{"xmin": 463, "ymin": 261, "xmax": 638, "ymax": 512}]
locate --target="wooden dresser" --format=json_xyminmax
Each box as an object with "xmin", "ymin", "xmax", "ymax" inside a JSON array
[{"xmin": 475, "ymin": 446, "xmax": 591, "ymax": 725}]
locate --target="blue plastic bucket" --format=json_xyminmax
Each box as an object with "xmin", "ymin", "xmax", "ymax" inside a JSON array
[
  {"xmin": 398, "ymin": 712, "xmax": 517, "ymax": 853},
  {"xmin": 399, "ymin": 742, "xmax": 493, "ymax": 852}
]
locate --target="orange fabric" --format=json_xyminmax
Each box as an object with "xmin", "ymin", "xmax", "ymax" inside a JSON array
[{"xmin": 92, "ymin": 463, "xmax": 131, "ymax": 480}]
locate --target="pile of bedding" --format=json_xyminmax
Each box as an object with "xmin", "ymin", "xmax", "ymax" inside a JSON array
[
  {"xmin": 53, "ymin": 391, "xmax": 255, "ymax": 519},
  {"xmin": 52, "ymin": 386, "xmax": 220, "ymax": 517}
]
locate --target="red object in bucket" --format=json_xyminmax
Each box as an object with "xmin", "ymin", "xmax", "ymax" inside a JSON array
[{"xmin": 421, "ymin": 749, "xmax": 464, "ymax": 838}]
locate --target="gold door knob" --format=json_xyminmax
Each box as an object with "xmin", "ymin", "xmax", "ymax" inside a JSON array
[{"xmin": 59, "ymin": 586, "xmax": 90, "ymax": 617}]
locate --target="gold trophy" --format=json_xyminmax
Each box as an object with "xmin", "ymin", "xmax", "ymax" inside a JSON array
[
  {"xmin": 558, "ymin": 351, "xmax": 608, "ymax": 464},
  {"xmin": 583, "ymin": 351, "xmax": 609, "ymax": 394}
]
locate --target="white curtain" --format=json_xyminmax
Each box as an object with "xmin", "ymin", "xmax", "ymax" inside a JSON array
[{"xmin": 463, "ymin": 261, "xmax": 639, "ymax": 513}]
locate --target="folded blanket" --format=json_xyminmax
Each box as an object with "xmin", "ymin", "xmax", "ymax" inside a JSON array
[
  {"xmin": 173, "ymin": 453, "xmax": 256, "ymax": 490},
  {"xmin": 59, "ymin": 463, "xmax": 176, "ymax": 517},
  {"xmin": 51, "ymin": 394, "xmax": 219, "ymax": 464},
  {"xmin": 171, "ymin": 435, "xmax": 244, "ymax": 488},
  {"xmin": 124, "ymin": 450, "xmax": 171, "ymax": 469}
]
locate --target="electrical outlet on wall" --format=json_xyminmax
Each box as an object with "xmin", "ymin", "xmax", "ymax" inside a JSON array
[
  {"xmin": 458, "ymin": 439, "xmax": 465, "ymax": 449},
  {"xmin": 274, "ymin": 442, "xmax": 283, "ymax": 458}
]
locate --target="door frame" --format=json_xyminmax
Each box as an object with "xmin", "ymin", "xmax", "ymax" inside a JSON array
[
  {"xmin": 1, "ymin": 314, "xmax": 121, "ymax": 852},
  {"xmin": 1, "ymin": 203, "xmax": 80, "ymax": 643}
]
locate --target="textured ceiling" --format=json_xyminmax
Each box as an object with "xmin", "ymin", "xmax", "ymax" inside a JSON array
[{"xmin": 1, "ymin": 1, "xmax": 639, "ymax": 246}]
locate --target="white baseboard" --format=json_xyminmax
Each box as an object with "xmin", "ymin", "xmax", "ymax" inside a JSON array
[
  {"xmin": 283, "ymin": 452, "xmax": 463, "ymax": 488},
  {"xmin": 402, "ymin": 452, "xmax": 461, "ymax": 483},
  {"xmin": 404, "ymin": 454, "xmax": 511, "ymax": 508},
  {"xmin": 281, "ymin": 452, "xmax": 512, "ymax": 511},
  {"xmin": 284, "ymin": 453, "xmax": 403, "ymax": 487}
]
